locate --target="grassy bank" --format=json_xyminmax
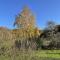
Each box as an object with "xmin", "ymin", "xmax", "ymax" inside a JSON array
[{"xmin": 0, "ymin": 50, "xmax": 60, "ymax": 60}]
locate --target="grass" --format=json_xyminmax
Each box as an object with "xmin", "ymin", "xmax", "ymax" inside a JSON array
[
  {"xmin": 33, "ymin": 50, "xmax": 60, "ymax": 58},
  {"xmin": 0, "ymin": 50, "xmax": 60, "ymax": 60}
]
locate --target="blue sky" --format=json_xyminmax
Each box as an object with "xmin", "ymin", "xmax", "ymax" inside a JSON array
[{"xmin": 0, "ymin": 0, "xmax": 60, "ymax": 29}]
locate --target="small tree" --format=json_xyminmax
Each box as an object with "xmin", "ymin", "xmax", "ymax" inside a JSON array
[
  {"xmin": 40, "ymin": 21, "xmax": 56, "ymax": 49},
  {"xmin": 45, "ymin": 20, "xmax": 55, "ymax": 30}
]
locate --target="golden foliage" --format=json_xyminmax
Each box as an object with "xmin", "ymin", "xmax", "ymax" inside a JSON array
[{"xmin": 14, "ymin": 6, "xmax": 35, "ymax": 29}]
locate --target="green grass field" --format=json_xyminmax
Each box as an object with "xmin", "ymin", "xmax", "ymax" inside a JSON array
[{"xmin": 0, "ymin": 50, "xmax": 60, "ymax": 60}]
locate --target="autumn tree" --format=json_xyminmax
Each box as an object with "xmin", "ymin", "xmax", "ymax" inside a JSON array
[
  {"xmin": 13, "ymin": 6, "xmax": 40, "ymax": 50},
  {"xmin": 14, "ymin": 6, "xmax": 35, "ymax": 29}
]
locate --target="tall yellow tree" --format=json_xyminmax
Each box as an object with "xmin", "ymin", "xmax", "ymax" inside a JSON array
[
  {"xmin": 13, "ymin": 6, "xmax": 40, "ymax": 50},
  {"xmin": 14, "ymin": 6, "xmax": 35, "ymax": 29}
]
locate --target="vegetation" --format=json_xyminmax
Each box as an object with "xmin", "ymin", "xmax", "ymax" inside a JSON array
[{"xmin": 0, "ymin": 6, "xmax": 60, "ymax": 60}]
